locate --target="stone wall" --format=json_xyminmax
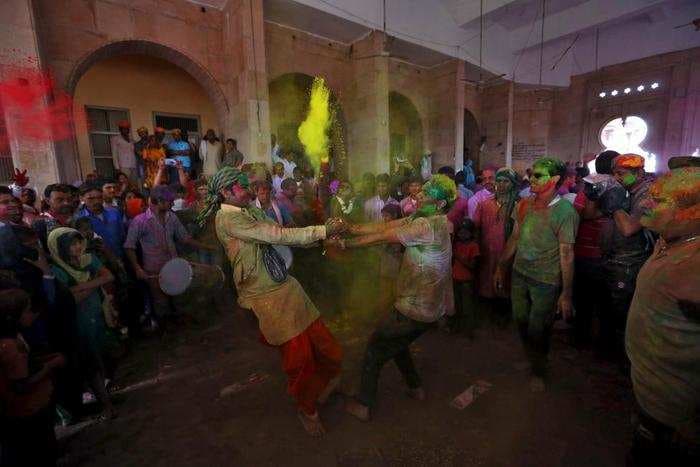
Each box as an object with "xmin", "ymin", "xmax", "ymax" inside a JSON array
[{"xmin": 0, "ymin": 0, "xmax": 59, "ymax": 190}]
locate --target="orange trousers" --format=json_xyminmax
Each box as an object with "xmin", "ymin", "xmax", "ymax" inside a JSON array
[{"xmin": 273, "ymin": 319, "xmax": 342, "ymax": 415}]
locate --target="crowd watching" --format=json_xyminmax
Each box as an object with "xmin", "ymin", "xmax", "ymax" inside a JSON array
[{"xmin": 0, "ymin": 123, "xmax": 698, "ymax": 466}]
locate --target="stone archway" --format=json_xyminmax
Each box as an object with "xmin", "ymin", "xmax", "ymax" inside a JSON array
[
  {"xmin": 67, "ymin": 40, "xmax": 229, "ymax": 124},
  {"xmin": 389, "ymin": 91, "xmax": 423, "ymax": 173},
  {"xmin": 268, "ymin": 72, "xmax": 348, "ymax": 177},
  {"xmin": 57, "ymin": 40, "xmax": 230, "ymax": 180}
]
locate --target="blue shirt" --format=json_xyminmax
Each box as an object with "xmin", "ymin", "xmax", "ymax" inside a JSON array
[
  {"xmin": 78, "ymin": 206, "xmax": 126, "ymax": 257},
  {"xmin": 167, "ymin": 140, "xmax": 192, "ymax": 168}
]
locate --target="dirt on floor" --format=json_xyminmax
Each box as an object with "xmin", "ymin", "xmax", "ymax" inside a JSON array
[{"xmin": 57, "ymin": 287, "xmax": 634, "ymax": 467}]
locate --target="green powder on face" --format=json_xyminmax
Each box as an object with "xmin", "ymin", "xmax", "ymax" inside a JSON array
[{"xmin": 622, "ymin": 173, "xmax": 637, "ymax": 187}]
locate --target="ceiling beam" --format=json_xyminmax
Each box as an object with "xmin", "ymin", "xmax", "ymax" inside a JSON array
[
  {"xmin": 442, "ymin": 0, "xmax": 520, "ymax": 28},
  {"xmin": 510, "ymin": 0, "xmax": 667, "ymax": 52}
]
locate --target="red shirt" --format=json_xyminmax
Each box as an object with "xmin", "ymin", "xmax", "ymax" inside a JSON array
[
  {"xmin": 573, "ymin": 191, "xmax": 605, "ymax": 259},
  {"xmin": 452, "ymin": 241, "xmax": 480, "ymax": 282}
]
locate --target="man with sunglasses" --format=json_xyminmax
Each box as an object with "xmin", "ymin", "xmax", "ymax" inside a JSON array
[{"xmin": 495, "ymin": 157, "xmax": 579, "ymax": 392}]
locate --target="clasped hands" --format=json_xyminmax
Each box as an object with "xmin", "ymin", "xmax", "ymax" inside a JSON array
[{"xmin": 323, "ymin": 218, "xmax": 360, "ymax": 249}]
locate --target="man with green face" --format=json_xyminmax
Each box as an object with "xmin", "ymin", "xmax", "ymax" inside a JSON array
[
  {"xmin": 625, "ymin": 167, "xmax": 700, "ymax": 465},
  {"xmin": 495, "ymin": 157, "xmax": 579, "ymax": 391},
  {"xmin": 332, "ymin": 174, "xmax": 457, "ymax": 421},
  {"xmin": 598, "ymin": 153, "xmax": 655, "ymax": 358}
]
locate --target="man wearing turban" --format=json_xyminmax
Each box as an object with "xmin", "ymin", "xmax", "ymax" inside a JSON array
[
  {"xmin": 329, "ymin": 174, "xmax": 456, "ymax": 422},
  {"xmin": 197, "ymin": 167, "xmax": 347, "ymax": 437}
]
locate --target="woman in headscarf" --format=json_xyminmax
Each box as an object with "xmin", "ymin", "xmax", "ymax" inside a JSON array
[
  {"xmin": 141, "ymin": 134, "xmax": 165, "ymax": 188},
  {"xmin": 473, "ymin": 167, "xmax": 520, "ymax": 322},
  {"xmin": 48, "ymin": 227, "xmax": 116, "ymax": 419}
]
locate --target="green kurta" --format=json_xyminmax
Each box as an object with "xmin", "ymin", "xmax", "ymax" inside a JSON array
[{"xmin": 215, "ymin": 204, "xmax": 327, "ymax": 345}]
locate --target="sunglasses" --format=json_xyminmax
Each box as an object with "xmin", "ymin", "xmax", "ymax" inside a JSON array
[{"xmin": 531, "ymin": 172, "xmax": 550, "ymax": 180}]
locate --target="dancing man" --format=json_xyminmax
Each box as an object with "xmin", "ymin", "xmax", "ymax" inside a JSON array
[
  {"xmin": 196, "ymin": 167, "xmax": 345, "ymax": 436},
  {"xmin": 329, "ymin": 174, "xmax": 456, "ymax": 421}
]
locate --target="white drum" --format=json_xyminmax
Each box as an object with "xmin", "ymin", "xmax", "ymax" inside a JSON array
[{"xmin": 159, "ymin": 258, "xmax": 225, "ymax": 296}]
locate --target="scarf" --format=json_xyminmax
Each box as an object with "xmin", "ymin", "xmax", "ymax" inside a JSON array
[
  {"xmin": 255, "ymin": 198, "xmax": 283, "ymax": 225},
  {"xmin": 196, "ymin": 166, "xmax": 249, "ymax": 227},
  {"xmin": 495, "ymin": 168, "xmax": 520, "ymax": 239},
  {"xmin": 335, "ymin": 196, "xmax": 355, "ymax": 215},
  {"xmin": 47, "ymin": 227, "xmax": 92, "ymax": 283}
]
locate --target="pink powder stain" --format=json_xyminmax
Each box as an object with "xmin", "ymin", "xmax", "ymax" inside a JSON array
[{"xmin": 0, "ymin": 61, "xmax": 86, "ymax": 148}]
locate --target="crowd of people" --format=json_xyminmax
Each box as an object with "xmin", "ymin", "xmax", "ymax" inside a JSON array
[{"xmin": 0, "ymin": 121, "xmax": 698, "ymax": 466}]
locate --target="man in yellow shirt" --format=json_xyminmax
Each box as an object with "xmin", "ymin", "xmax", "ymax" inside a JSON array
[{"xmin": 196, "ymin": 167, "xmax": 346, "ymax": 436}]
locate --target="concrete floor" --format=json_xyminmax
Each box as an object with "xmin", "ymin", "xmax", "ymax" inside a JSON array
[{"xmin": 58, "ymin": 295, "xmax": 634, "ymax": 467}]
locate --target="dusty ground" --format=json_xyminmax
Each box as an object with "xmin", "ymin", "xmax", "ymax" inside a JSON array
[{"xmin": 58, "ymin": 287, "xmax": 634, "ymax": 467}]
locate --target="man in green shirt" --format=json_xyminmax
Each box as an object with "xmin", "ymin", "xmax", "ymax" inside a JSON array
[
  {"xmin": 495, "ymin": 158, "xmax": 579, "ymax": 391},
  {"xmin": 329, "ymin": 174, "xmax": 456, "ymax": 422}
]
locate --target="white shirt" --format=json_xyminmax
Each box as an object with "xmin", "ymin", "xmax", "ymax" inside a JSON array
[
  {"xmin": 281, "ymin": 159, "xmax": 297, "ymax": 179},
  {"xmin": 272, "ymin": 175, "xmax": 284, "ymax": 195},
  {"xmin": 364, "ymin": 195, "xmax": 399, "ymax": 222},
  {"xmin": 111, "ymin": 135, "xmax": 136, "ymax": 169},
  {"xmin": 271, "ymin": 144, "xmax": 282, "ymax": 164}
]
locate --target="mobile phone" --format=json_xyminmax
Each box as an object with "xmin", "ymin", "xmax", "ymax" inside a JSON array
[{"xmin": 164, "ymin": 158, "xmax": 177, "ymax": 166}]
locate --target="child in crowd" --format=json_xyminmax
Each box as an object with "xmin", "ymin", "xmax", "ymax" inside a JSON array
[
  {"xmin": 0, "ymin": 288, "xmax": 65, "ymax": 466},
  {"xmin": 451, "ymin": 218, "xmax": 481, "ymax": 336}
]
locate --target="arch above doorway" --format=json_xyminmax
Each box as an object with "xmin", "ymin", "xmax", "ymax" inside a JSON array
[
  {"xmin": 389, "ymin": 91, "xmax": 423, "ymax": 173},
  {"xmin": 66, "ymin": 40, "xmax": 229, "ymax": 126}
]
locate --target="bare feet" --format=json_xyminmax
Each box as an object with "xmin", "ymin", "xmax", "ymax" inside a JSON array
[
  {"xmin": 297, "ymin": 410, "xmax": 325, "ymax": 437},
  {"xmin": 529, "ymin": 376, "xmax": 546, "ymax": 393},
  {"xmin": 317, "ymin": 376, "xmax": 341, "ymax": 405},
  {"xmin": 406, "ymin": 387, "xmax": 426, "ymax": 401},
  {"xmin": 344, "ymin": 397, "xmax": 370, "ymax": 422}
]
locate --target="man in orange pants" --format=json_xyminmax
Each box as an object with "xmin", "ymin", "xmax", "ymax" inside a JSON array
[{"xmin": 197, "ymin": 167, "xmax": 345, "ymax": 436}]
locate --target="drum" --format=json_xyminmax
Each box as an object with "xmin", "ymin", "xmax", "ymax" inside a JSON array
[
  {"xmin": 272, "ymin": 245, "xmax": 293, "ymax": 270},
  {"xmin": 158, "ymin": 258, "xmax": 225, "ymax": 296}
]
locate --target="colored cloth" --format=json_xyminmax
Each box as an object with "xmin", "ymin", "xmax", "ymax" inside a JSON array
[
  {"xmin": 200, "ymin": 140, "xmax": 222, "ymax": 176},
  {"xmin": 0, "ymin": 337, "xmax": 53, "ymax": 418},
  {"xmin": 364, "ymin": 195, "xmax": 399, "ymax": 222},
  {"xmin": 452, "ymin": 240, "xmax": 480, "ymax": 283},
  {"xmin": 400, "ymin": 196, "xmax": 418, "ymax": 217},
  {"xmin": 467, "ymin": 188, "xmax": 493, "ymax": 219},
  {"xmin": 272, "ymin": 175, "xmax": 284, "ymax": 195},
  {"xmin": 330, "ymin": 196, "xmax": 363, "ymax": 223},
  {"xmin": 394, "ymin": 215, "xmax": 454, "ymax": 322},
  {"xmin": 167, "ymin": 140, "xmax": 192, "ymax": 168},
  {"xmin": 255, "ymin": 199, "xmax": 293, "ymax": 227},
  {"xmin": 77, "ymin": 206, "xmax": 126, "ymax": 257},
  {"xmin": 513, "ymin": 196, "xmax": 579, "ymax": 286},
  {"xmin": 357, "ymin": 309, "xmax": 434, "ymax": 408},
  {"xmin": 447, "ymin": 196, "xmax": 469, "ymax": 227},
  {"xmin": 274, "ymin": 318, "xmax": 342, "ymax": 415},
  {"xmin": 458, "ymin": 185, "xmax": 474, "ymax": 200},
  {"xmin": 276, "ymin": 193, "xmax": 303, "ymax": 226},
  {"xmin": 573, "ymin": 191, "xmax": 607, "ymax": 259},
  {"xmin": 50, "ymin": 253, "xmax": 107, "ymax": 375},
  {"xmin": 214, "ymin": 203, "xmax": 326, "ymax": 345},
  {"xmin": 141, "ymin": 147, "xmax": 165, "ymax": 188},
  {"xmin": 511, "ymin": 270, "xmax": 560, "ymax": 377},
  {"xmin": 124, "ymin": 207, "xmax": 190, "ymax": 273},
  {"xmin": 626, "ymin": 240, "xmax": 700, "ymax": 443},
  {"xmin": 473, "ymin": 197, "xmax": 508, "ymax": 298},
  {"xmin": 110, "ymin": 134, "xmax": 136, "ymax": 170}
]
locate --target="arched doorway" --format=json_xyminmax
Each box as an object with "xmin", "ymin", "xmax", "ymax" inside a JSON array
[
  {"xmin": 268, "ymin": 73, "xmax": 347, "ymax": 177},
  {"xmin": 389, "ymin": 92, "xmax": 423, "ymax": 174},
  {"xmin": 463, "ymin": 109, "xmax": 481, "ymax": 170},
  {"xmin": 62, "ymin": 40, "xmax": 229, "ymax": 179},
  {"xmin": 73, "ymin": 54, "xmax": 222, "ymax": 178}
]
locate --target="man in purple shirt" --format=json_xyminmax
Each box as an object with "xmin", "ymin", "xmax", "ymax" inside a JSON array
[
  {"xmin": 124, "ymin": 186, "xmax": 213, "ymax": 324},
  {"xmin": 467, "ymin": 168, "xmax": 495, "ymax": 219}
]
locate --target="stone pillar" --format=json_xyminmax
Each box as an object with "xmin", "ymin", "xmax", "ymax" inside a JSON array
[
  {"xmin": 453, "ymin": 61, "xmax": 466, "ymax": 170},
  {"xmin": 0, "ymin": 0, "xmax": 60, "ymax": 190},
  {"xmin": 223, "ymin": 0, "xmax": 271, "ymax": 165},
  {"xmin": 426, "ymin": 60, "xmax": 463, "ymax": 170},
  {"xmin": 662, "ymin": 62, "xmax": 691, "ymax": 169},
  {"xmin": 346, "ymin": 31, "xmax": 390, "ymax": 179}
]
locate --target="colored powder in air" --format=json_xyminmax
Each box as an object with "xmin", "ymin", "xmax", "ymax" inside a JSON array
[
  {"xmin": 298, "ymin": 77, "xmax": 331, "ymax": 173},
  {"xmin": 0, "ymin": 64, "xmax": 85, "ymax": 146}
]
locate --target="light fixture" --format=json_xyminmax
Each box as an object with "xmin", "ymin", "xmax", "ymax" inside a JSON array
[
  {"xmin": 611, "ymin": 90, "xmax": 619, "ymax": 96},
  {"xmin": 651, "ymin": 82, "xmax": 659, "ymax": 89},
  {"xmin": 637, "ymin": 85, "xmax": 645, "ymax": 91},
  {"xmin": 624, "ymin": 88, "xmax": 631, "ymax": 94},
  {"xmin": 599, "ymin": 92, "xmax": 606, "ymax": 98}
]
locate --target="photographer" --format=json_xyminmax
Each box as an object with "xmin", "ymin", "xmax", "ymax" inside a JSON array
[{"xmin": 588, "ymin": 154, "xmax": 654, "ymax": 358}]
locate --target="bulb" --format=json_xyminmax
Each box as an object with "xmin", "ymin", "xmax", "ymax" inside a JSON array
[
  {"xmin": 637, "ymin": 85, "xmax": 645, "ymax": 92},
  {"xmin": 650, "ymin": 82, "xmax": 659, "ymax": 89},
  {"xmin": 599, "ymin": 92, "xmax": 606, "ymax": 98},
  {"xmin": 611, "ymin": 90, "xmax": 618, "ymax": 96},
  {"xmin": 624, "ymin": 88, "xmax": 631, "ymax": 94}
]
